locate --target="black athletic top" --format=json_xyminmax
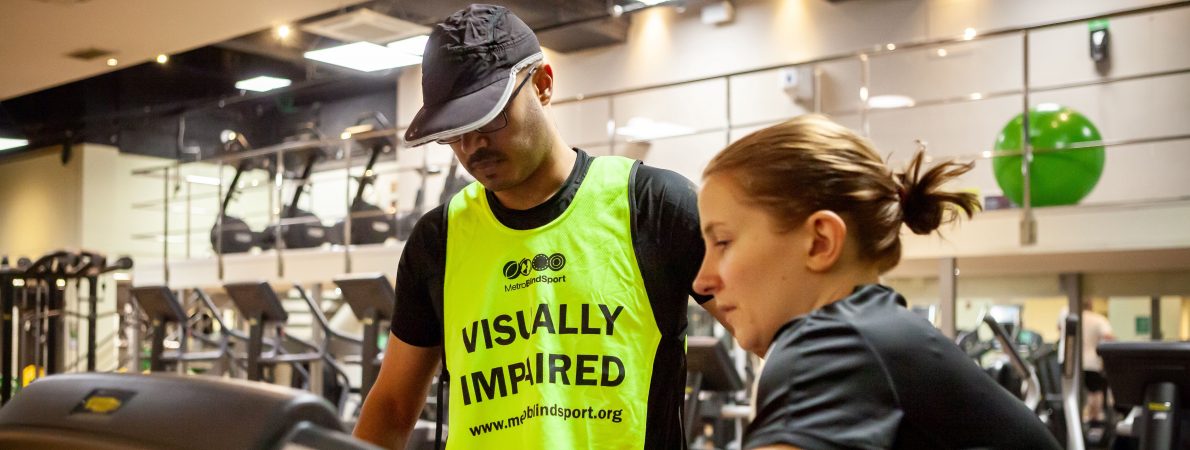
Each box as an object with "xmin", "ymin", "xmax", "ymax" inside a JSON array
[
  {"xmin": 747, "ymin": 284, "xmax": 1061, "ymax": 450},
  {"xmin": 392, "ymin": 148, "xmax": 710, "ymax": 449}
]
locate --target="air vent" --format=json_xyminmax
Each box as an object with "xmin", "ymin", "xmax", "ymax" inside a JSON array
[
  {"xmin": 66, "ymin": 47, "xmax": 115, "ymax": 60},
  {"xmin": 301, "ymin": 8, "xmax": 429, "ymax": 44}
]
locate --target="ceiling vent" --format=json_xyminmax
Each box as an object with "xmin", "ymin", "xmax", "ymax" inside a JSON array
[
  {"xmin": 301, "ymin": 8, "xmax": 430, "ymax": 44},
  {"xmin": 66, "ymin": 47, "xmax": 115, "ymax": 61}
]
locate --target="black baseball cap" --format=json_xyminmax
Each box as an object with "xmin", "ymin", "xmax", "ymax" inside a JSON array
[{"xmin": 403, "ymin": 4, "xmax": 543, "ymax": 147}]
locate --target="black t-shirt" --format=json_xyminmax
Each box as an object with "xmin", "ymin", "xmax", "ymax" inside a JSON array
[
  {"xmin": 748, "ymin": 284, "xmax": 1061, "ymax": 450},
  {"xmin": 392, "ymin": 148, "xmax": 709, "ymax": 449}
]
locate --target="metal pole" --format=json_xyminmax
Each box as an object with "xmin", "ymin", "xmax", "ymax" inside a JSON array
[
  {"xmin": 812, "ymin": 66, "xmax": 823, "ymax": 114},
  {"xmin": 216, "ymin": 160, "xmax": 225, "ymax": 280},
  {"xmin": 344, "ymin": 141, "xmax": 353, "ymax": 273},
  {"xmin": 859, "ymin": 53, "xmax": 871, "ymax": 137},
  {"xmin": 1059, "ymin": 273, "xmax": 1086, "ymax": 450},
  {"xmin": 1150, "ymin": 295, "xmax": 1163, "ymax": 341},
  {"xmin": 938, "ymin": 257, "xmax": 957, "ymax": 339},
  {"xmin": 1020, "ymin": 31, "xmax": 1037, "ymax": 245},
  {"xmin": 163, "ymin": 167, "xmax": 171, "ymax": 284},
  {"xmin": 275, "ymin": 150, "xmax": 285, "ymax": 279}
]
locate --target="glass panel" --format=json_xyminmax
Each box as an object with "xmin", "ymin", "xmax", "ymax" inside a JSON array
[
  {"xmin": 633, "ymin": 131, "xmax": 728, "ymax": 185},
  {"xmin": 553, "ymin": 98, "xmax": 611, "ymax": 148},
  {"xmin": 728, "ymin": 66, "xmax": 814, "ymax": 128},
  {"xmin": 611, "ymin": 78, "xmax": 727, "ymax": 146},
  {"xmin": 869, "ymin": 34, "xmax": 1023, "ymax": 105}
]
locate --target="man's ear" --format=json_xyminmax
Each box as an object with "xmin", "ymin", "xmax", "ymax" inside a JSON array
[
  {"xmin": 535, "ymin": 63, "xmax": 555, "ymax": 106},
  {"xmin": 804, "ymin": 210, "xmax": 847, "ymax": 273}
]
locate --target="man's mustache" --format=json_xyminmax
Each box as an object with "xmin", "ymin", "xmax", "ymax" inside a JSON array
[{"xmin": 467, "ymin": 148, "xmax": 502, "ymax": 167}]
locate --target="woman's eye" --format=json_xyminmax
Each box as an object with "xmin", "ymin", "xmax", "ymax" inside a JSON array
[{"xmin": 714, "ymin": 240, "xmax": 731, "ymax": 248}]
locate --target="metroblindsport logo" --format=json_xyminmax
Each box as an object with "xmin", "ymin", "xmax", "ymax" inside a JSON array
[{"xmin": 503, "ymin": 253, "xmax": 566, "ymax": 280}]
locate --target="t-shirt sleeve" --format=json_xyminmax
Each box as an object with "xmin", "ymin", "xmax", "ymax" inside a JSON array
[
  {"xmin": 390, "ymin": 205, "xmax": 446, "ymax": 347},
  {"xmin": 746, "ymin": 318, "xmax": 901, "ymax": 450},
  {"xmin": 633, "ymin": 163, "xmax": 712, "ymax": 304}
]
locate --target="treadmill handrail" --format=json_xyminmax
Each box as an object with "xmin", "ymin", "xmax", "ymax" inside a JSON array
[
  {"xmin": 294, "ymin": 286, "xmax": 363, "ymax": 346},
  {"xmin": 980, "ymin": 313, "xmax": 1042, "ymax": 411}
]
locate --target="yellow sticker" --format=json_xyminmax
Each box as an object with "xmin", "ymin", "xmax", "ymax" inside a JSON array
[
  {"xmin": 21, "ymin": 365, "xmax": 45, "ymax": 387},
  {"xmin": 1147, "ymin": 402, "xmax": 1171, "ymax": 412},
  {"xmin": 84, "ymin": 396, "xmax": 122, "ymax": 413},
  {"xmin": 72, "ymin": 389, "xmax": 136, "ymax": 415}
]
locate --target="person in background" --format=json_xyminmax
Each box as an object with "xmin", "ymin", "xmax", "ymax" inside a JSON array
[{"xmin": 693, "ymin": 114, "xmax": 1061, "ymax": 449}]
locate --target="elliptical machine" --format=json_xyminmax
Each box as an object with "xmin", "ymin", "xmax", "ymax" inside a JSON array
[
  {"xmin": 210, "ymin": 131, "xmax": 268, "ymax": 254},
  {"xmin": 330, "ymin": 113, "xmax": 398, "ymax": 246},
  {"xmin": 259, "ymin": 126, "xmax": 331, "ymax": 251}
]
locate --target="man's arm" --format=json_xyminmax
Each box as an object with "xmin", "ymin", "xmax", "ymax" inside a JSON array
[{"xmin": 353, "ymin": 334, "xmax": 441, "ymax": 450}]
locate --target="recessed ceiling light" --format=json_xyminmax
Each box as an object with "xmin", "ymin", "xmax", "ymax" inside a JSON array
[
  {"xmin": 156, "ymin": 54, "xmax": 169, "ymax": 64},
  {"xmin": 963, "ymin": 27, "xmax": 977, "ymax": 40},
  {"xmin": 304, "ymin": 42, "xmax": 421, "ymax": 72},
  {"xmin": 616, "ymin": 117, "xmax": 695, "ymax": 142},
  {"xmin": 276, "ymin": 25, "xmax": 292, "ymax": 39},
  {"xmin": 387, "ymin": 35, "xmax": 429, "ymax": 56},
  {"xmin": 106, "ymin": 58, "xmax": 118, "ymax": 66},
  {"xmin": 0, "ymin": 138, "xmax": 29, "ymax": 152},
  {"xmin": 235, "ymin": 75, "xmax": 292, "ymax": 92},
  {"xmin": 936, "ymin": 48, "xmax": 948, "ymax": 57},
  {"xmin": 867, "ymin": 95, "xmax": 916, "ymax": 109}
]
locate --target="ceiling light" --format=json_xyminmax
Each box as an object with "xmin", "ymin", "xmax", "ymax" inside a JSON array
[
  {"xmin": 0, "ymin": 137, "xmax": 29, "ymax": 151},
  {"xmin": 387, "ymin": 35, "xmax": 430, "ymax": 56},
  {"xmin": 969, "ymin": 92, "xmax": 984, "ymax": 100},
  {"xmin": 616, "ymin": 117, "xmax": 695, "ymax": 142},
  {"xmin": 886, "ymin": 43, "xmax": 896, "ymax": 51},
  {"xmin": 963, "ymin": 27, "xmax": 977, "ymax": 40},
  {"xmin": 936, "ymin": 48, "xmax": 948, "ymax": 57},
  {"xmin": 1036, "ymin": 103, "xmax": 1062, "ymax": 112},
  {"xmin": 867, "ymin": 95, "xmax": 916, "ymax": 109},
  {"xmin": 235, "ymin": 75, "xmax": 292, "ymax": 92},
  {"xmin": 276, "ymin": 25, "xmax": 292, "ymax": 39},
  {"xmin": 305, "ymin": 42, "xmax": 421, "ymax": 72},
  {"xmin": 106, "ymin": 58, "xmax": 118, "ymax": 66},
  {"xmin": 156, "ymin": 54, "xmax": 169, "ymax": 64}
]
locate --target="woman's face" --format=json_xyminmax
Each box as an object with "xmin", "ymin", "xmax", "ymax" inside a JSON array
[{"xmin": 693, "ymin": 174, "xmax": 816, "ymax": 355}]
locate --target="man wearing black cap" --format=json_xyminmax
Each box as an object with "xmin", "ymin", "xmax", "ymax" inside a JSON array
[{"xmin": 354, "ymin": 4, "xmax": 726, "ymax": 449}]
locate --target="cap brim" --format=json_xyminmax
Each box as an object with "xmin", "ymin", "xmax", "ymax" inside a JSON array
[
  {"xmin": 404, "ymin": 52, "xmax": 543, "ymax": 147},
  {"xmin": 404, "ymin": 78, "xmax": 508, "ymax": 146}
]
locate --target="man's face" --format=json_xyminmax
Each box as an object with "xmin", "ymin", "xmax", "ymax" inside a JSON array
[{"xmin": 447, "ymin": 68, "xmax": 548, "ymax": 193}]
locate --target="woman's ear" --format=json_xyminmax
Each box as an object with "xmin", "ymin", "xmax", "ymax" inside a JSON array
[
  {"xmin": 535, "ymin": 63, "xmax": 555, "ymax": 106},
  {"xmin": 804, "ymin": 210, "xmax": 846, "ymax": 273}
]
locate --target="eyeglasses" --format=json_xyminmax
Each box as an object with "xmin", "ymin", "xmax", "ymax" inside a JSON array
[{"xmin": 436, "ymin": 66, "xmax": 539, "ymax": 145}]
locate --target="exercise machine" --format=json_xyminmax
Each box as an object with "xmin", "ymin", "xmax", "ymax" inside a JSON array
[
  {"xmin": 259, "ymin": 130, "xmax": 330, "ymax": 250},
  {"xmin": 1099, "ymin": 341, "xmax": 1190, "ymax": 449},
  {"xmin": 330, "ymin": 113, "xmax": 397, "ymax": 246},
  {"xmin": 331, "ymin": 273, "xmax": 393, "ymax": 399},
  {"xmin": 0, "ymin": 372, "xmax": 380, "ymax": 449},
  {"xmin": 210, "ymin": 131, "xmax": 267, "ymax": 254},
  {"xmin": 685, "ymin": 335, "xmax": 745, "ymax": 448}
]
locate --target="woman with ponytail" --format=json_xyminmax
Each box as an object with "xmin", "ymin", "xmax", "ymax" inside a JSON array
[{"xmin": 693, "ymin": 115, "xmax": 1060, "ymax": 449}]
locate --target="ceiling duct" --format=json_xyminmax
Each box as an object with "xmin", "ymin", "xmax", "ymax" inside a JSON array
[{"xmin": 300, "ymin": 8, "xmax": 430, "ymax": 44}]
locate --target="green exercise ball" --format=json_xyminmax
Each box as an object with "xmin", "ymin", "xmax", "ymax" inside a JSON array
[{"xmin": 992, "ymin": 104, "xmax": 1105, "ymax": 207}]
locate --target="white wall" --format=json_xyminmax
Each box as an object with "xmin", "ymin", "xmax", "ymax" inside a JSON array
[{"xmin": 0, "ymin": 146, "xmax": 82, "ymax": 258}]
